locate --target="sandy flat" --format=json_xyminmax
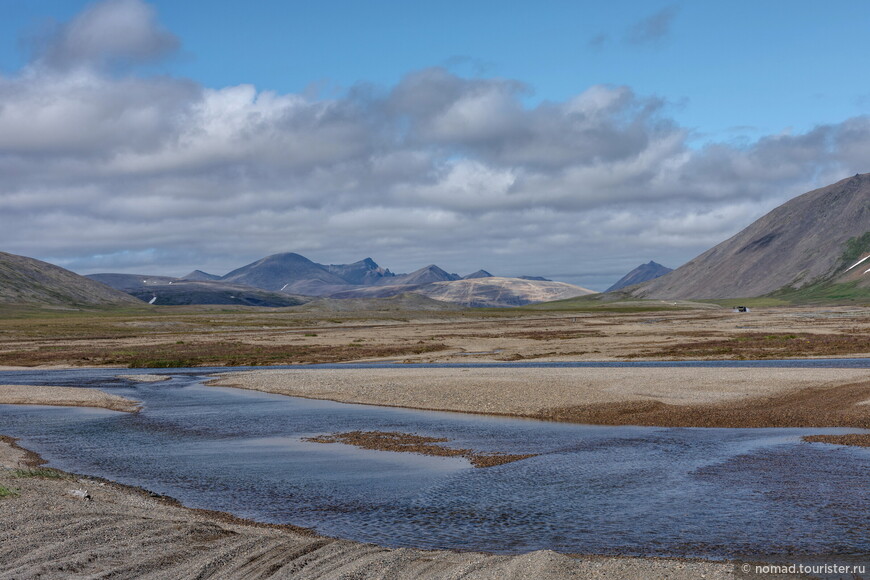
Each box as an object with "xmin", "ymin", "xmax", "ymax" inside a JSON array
[
  {"xmin": 210, "ymin": 367, "xmax": 870, "ymax": 423},
  {"xmin": 0, "ymin": 438, "xmax": 737, "ymax": 579},
  {"xmin": 0, "ymin": 385, "xmax": 140, "ymax": 412}
]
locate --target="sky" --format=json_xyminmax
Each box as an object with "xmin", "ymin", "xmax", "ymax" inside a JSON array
[{"xmin": 0, "ymin": 0, "xmax": 868, "ymax": 290}]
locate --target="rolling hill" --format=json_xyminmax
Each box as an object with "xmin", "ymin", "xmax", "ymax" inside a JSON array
[
  {"xmin": 329, "ymin": 276, "xmax": 596, "ymax": 307},
  {"xmin": 0, "ymin": 252, "xmax": 141, "ymax": 307},
  {"xmin": 416, "ymin": 277, "xmax": 596, "ymax": 307}
]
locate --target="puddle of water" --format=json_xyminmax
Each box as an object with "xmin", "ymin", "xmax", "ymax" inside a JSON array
[{"xmin": 0, "ymin": 370, "xmax": 868, "ymax": 560}]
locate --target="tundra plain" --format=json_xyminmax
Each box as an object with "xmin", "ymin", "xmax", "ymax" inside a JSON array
[{"xmin": 1, "ymin": 302, "xmax": 869, "ymax": 368}]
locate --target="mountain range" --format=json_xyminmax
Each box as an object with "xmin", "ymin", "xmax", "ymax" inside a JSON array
[{"xmin": 87, "ymin": 253, "xmax": 596, "ymax": 308}]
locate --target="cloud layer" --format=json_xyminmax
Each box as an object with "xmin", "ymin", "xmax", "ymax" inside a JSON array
[{"xmin": 1, "ymin": 0, "xmax": 867, "ymax": 289}]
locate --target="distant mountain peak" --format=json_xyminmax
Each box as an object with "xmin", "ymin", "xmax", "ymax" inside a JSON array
[
  {"xmin": 395, "ymin": 265, "xmax": 461, "ymax": 285},
  {"xmin": 606, "ymin": 261, "xmax": 672, "ymax": 292},
  {"xmin": 325, "ymin": 257, "xmax": 394, "ymax": 285},
  {"xmin": 221, "ymin": 252, "xmax": 345, "ymax": 292},
  {"xmin": 181, "ymin": 270, "xmax": 221, "ymax": 281},
  {"xmin": 464, "ymin": 269, "xmax": 493, "ymax": 279}
]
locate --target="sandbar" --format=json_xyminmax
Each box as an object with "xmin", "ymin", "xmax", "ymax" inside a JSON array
[
  {"xmin": 0, "ymin": 385, "xmax": 140, "ymax": 413},
  {"xmin": 210, "ymin": 367, "xmax": 870, "ymax": 428}
]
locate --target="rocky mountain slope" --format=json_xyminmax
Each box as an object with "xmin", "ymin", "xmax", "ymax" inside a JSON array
[
  {"xmin": 417, "ymin": 277, "xmax": 596, "ymax": 307},
  {"xmin": 606, "ymin": 261, "xmax": 672, "ymax": 292},
  {"xmin": 634, "ymin": 173, "xmax": 870, "ymax": 299},
  {"xmin": 0, "ymin": 252, "xmax": 141, "ymax": 306}
]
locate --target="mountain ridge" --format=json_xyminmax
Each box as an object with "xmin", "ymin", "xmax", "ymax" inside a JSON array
[{"xmin": 633, "ymin": 173, "xmax": 870, "ymax": 299}]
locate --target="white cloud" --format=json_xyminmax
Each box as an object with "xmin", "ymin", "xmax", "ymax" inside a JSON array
[
  {"xmin": 1, "ymin": 2, "xmax": 868, "ymax": 290},
  {"xmin": 34, "ymin": 0, "xmax": 179, "ymax": 70},
  {"xmin": 626, "ymin": 6, "xmax": 679, "ymax": 46}
]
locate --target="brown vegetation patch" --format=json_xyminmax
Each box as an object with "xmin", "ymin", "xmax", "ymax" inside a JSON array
[
  {"xmin": 802, "ymin": 434, "xmax": 870, "ymax": 448},
  {"xmin": 0, "ymin": 341, "xmax": 449, "ymax": 368},
  {"xmin": 628, "ymin": 332, "xmax": 870, "ymax": 359},
  {"xmin": 303, "ymin": 430, "xmax": 536, "ymax": 468},
  {"xmin": 534, "ymin": 382, "xmax": 870, "ymax": 428},
  {"xmin": 437, "ymin": 329, "xmax": 603, "ymax": 341}
]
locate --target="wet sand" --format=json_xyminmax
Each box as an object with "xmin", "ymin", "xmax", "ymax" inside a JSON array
[
  {"xmin": 210, "ymin": 367, "xmax": 870, "ymax": 428},
  {"xmin": 0, "ymin": 385, "xmax": 140, "ymax": 413},
  {"xmin": 0, "ymin": 438, "xmax": 739, "ymax": 580}
]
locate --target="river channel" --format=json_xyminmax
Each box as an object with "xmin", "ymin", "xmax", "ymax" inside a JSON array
[{"xmin": 0, "ymin": 362, "xmax": 868, "ymax": 561}]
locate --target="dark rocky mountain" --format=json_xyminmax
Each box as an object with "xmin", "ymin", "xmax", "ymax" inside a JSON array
[
  {"xmin": 634, "ymin": 173, "xmax": 870, "ymax": 299},
  {"xmin": 518, "ymin": 275, "xmax": 552, "ymax": 282},
  {"xmin": 323, "ymin": 258, "xmax": 394, "ymax": 285},
  {"xmin": 182, "ymin": 270, "xmax": 221, "ymax": 281},
  {"xmin": 87, "ymin": 273, "xmax": 306, "ymax": 307},
  {"xmin": 606, "ymin": 261, "xmax": 672, "ymax": 292},
  {"xmin": 0, "ymin": 252, "xmax": 141, "ymax": 306},
  {"xmin": 220, "ymin": 253, "xmax": 348, "ymax": 293},
  {"xmin": 385, "ymin": 265, "xmax": 461, "ymax": 286},
  {"xmin": 463, "ymin": 270, "xmax": 493, "ymax": 279}
]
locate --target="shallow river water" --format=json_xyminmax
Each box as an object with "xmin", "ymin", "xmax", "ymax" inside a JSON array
[{"xmin": 0, "ymin": 363, "xmax": 868, "ymax": 561}]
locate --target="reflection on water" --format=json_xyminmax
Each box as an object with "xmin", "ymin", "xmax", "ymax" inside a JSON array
[{"xmin": 0, "ymin": 369, "xmax": 868, "ymax": 560}]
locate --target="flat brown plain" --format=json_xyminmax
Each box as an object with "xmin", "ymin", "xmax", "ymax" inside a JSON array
[{"xmin": 1, "ymin": 304, "xmax": 869, "ymax": 368}]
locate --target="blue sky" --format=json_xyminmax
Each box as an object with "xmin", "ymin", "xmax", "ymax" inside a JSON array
[
  {"xmin": 0, "ymin": 0, "xmax": 868, "ymax": 289},
  {"xmin": 5, "ymin": 0, "xmax": 868, "ymax": 141}
]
